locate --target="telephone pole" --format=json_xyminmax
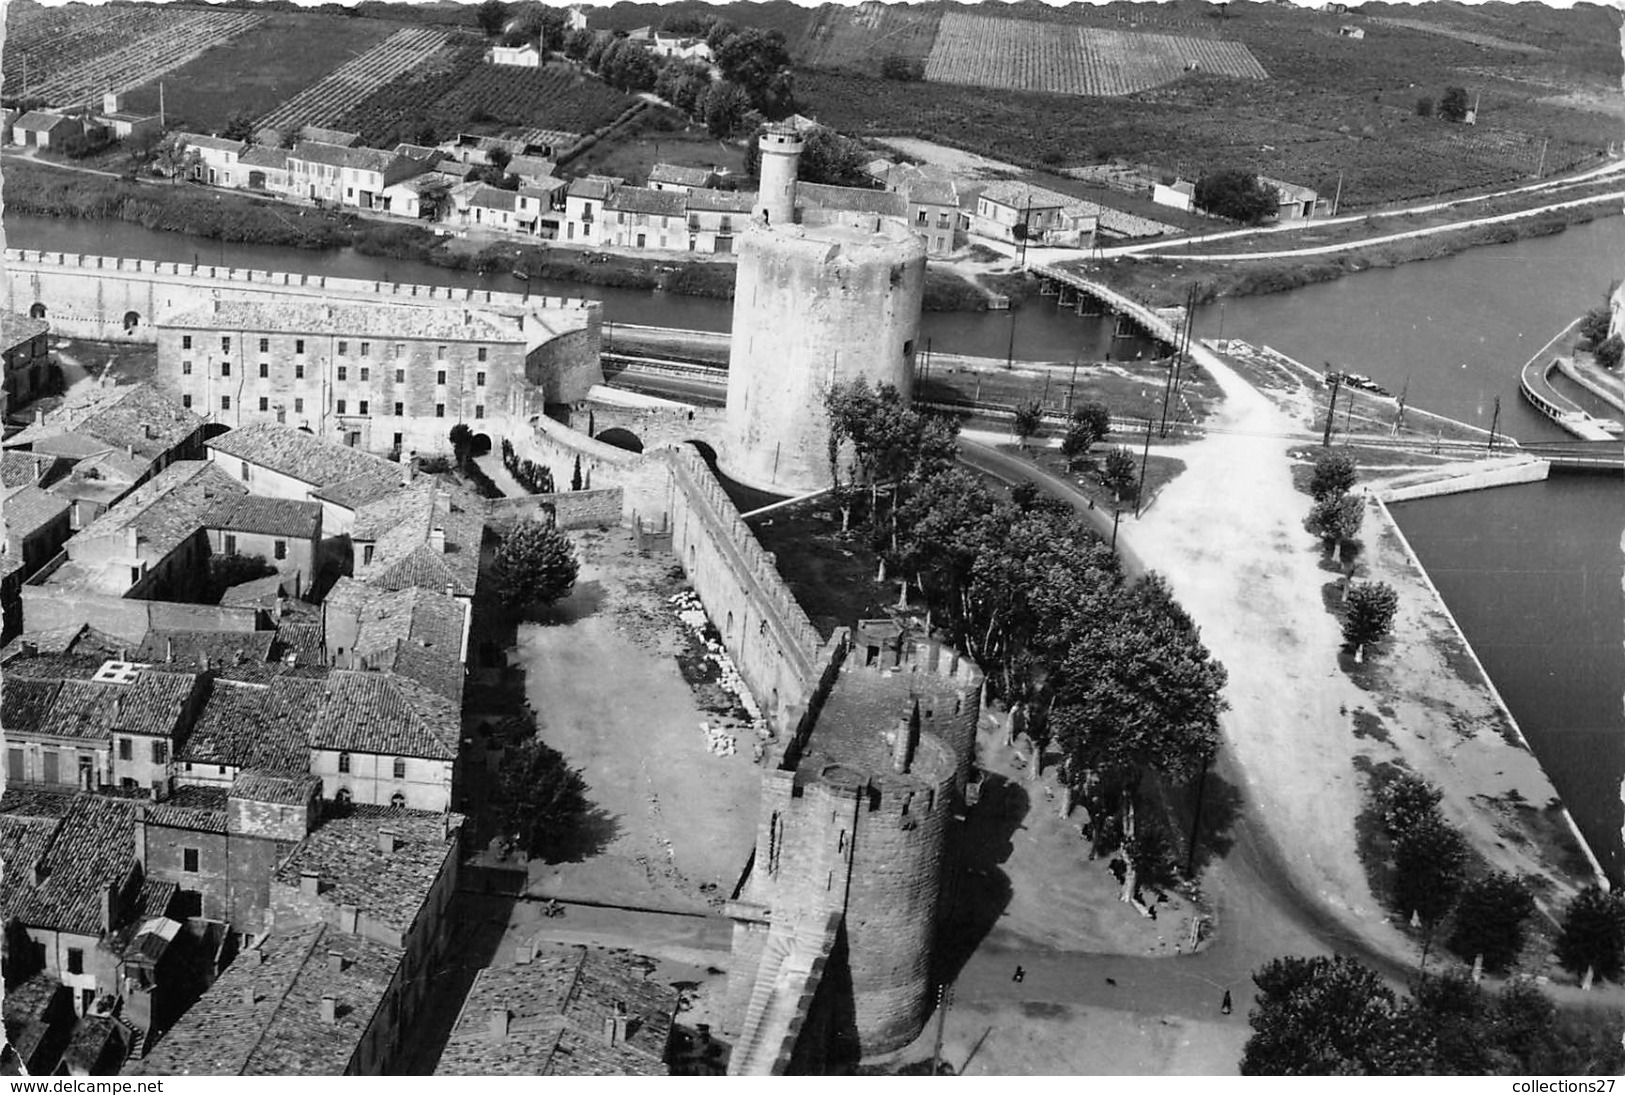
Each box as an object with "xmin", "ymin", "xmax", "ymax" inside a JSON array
[
  {"xmin": 1487, "ymin": 396, "xmax": 1501, "ymax": 450},
  {"xmin": 1135, "ymin": 413, "xmax": 1153, "ymax": 518},
  {"xmin": 1322, "ymin": 371, "xmax": 1343, "ymax": 448}
]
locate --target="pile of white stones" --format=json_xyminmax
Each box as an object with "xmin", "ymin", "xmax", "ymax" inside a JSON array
[{"xmin": 669, "ymin": 590, "xmax": 771, "ymax": 758}]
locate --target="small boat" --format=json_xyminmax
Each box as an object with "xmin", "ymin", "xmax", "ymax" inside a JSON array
[{"xmin": 511, "ymin": 268, "xmax": 530, "ymax": 281}]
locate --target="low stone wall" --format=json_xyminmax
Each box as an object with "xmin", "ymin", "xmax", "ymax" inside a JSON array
[
  {"xmin": 19, "ymin": 587, "xmax": 262, "ymax": 644},
  {"xmin": 1377, "ymin": 456, "xmax": 1550, "ymax": 503},
  {"xmin": 487, "ymin": 488, "xmax": 623, "ymax": 530}
]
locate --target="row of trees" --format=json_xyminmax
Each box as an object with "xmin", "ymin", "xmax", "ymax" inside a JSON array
[
  {"xmin": 823, "ymin": 380, "xmax": 1228, "ymax": 903},
  {"xmin": 1243, "ymin": 955, "xmax": 1624, "ymax": 1075},
  {"xmin": 1305, "ymin": 450, "xmax": 1398, "ymax": 660},
  {"xmin": 561, "ymin": 15, "xmax": 795, "ymax": 137}
]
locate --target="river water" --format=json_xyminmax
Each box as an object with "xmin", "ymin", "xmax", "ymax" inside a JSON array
[{"xmin": 6, "ymin": 210, "xmax": 1622, "ymax": 876}]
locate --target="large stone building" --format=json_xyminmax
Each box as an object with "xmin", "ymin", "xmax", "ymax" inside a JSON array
[{"xmin": 723, "ymin": 125, "xmax": 926, "ymax": 494}]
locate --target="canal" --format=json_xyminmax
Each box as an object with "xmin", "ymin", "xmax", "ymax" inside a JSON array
[{"xmin": 6, "ymin": 210, "xmax": 1622, "ymax": 876}]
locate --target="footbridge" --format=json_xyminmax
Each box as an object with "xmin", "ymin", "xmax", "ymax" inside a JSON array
[
  {"xmin": 1516, "ymin": 439, "xmax": 1624, "ymax": 473},
  {"xmin": 1031, "ymin": 265, "xmax": 1186, "ymax": 348}
]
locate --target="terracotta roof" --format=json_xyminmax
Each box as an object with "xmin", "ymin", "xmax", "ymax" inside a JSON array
[
  {"xmin": 33, "ymin": 680, "xmax": 120, "ymax": 741},
  {"xmin": 796, "ymin": 181, "xmax": 907, "ymax": 218},
  {"xmin": 290, "ymin": 140, "xmax": 396, "ymax": 174},
  {"xmin": 2, "ymin": 791, "xmax": 139, "ymax": 936},
  {"xmin": 130, "ymin": 922, "xmax": 400, "ymax": 1076},
  {"xmin": 467, "ymin": 184, "xmax": 518, "ymax": 212},
  {"xmin": 388, "ymin": 639, "xmax": 464, "ymax": 704},
  {"xmin": 506, "ymin": 154, "xmax": 555, "ymax": 179},
  {"xmin": 201, "ymin": 493, "xmax": 322, "ymax": 539},
  {"xmin": 110, "ymin": 669, "xmax": 202, "ymax": 739},
  {"xmin": 686, "ymin": 187, "xmax": 754, "ymax": 214},
  {"xmin": 299, "ymin": 126, "xmax": 361, "ymax": 147},
  {"xmin": 2, "ymin": 483, "xmax": 70, "ymax": 540},
  {"xmin": 1, "ymin": 311, "xmax": 50, "ymax": 348},
  {"xmin": 0, "ymin": 810, "xmax": 63, "ymax": 916},
  {"xmin": 0, "ymin": 450, "xmax": 59, "ymax": 488},
  {"xmin": 274, "ymin": 805, "xmax": 459, "ymax": 937},
  {"xmin": 206, "ymin": 424, "xmax": 409, "ymax": 497},
  {"xmin": 890, "ymin": 163, "xmax": 959, "ymax": 208},
  {"xmin": 3, "ymin": 382, "xmax": 202, "ymax": 465},
  {"xmin": 178, "ymin": 132, "xmax": 247, "ymax": 154},
  {"xmin": 60, "ymin": 1015, "xmax": 125, "ymax": 1074},
  {"xmin": 220, "ymin": 572, "xmax": 292, "ymax": 607},
  {"xmin": 566, "ymin": 176, "xmax": 619, "ymax": 201},
  {"xmin": 341, "ymin": 582, "xmax": 467, "ymax": 662},
  {"xmin": 313, "ymin": 670, "xmax": 460, "ymax": 760},
  {"xmin": 977, "ymin": 179, "xmax": 1075, "ymax": 211},
  {"xmin": 136, "ymin": 628, "xmax": 277, "ymax": 670},
  {"xmin": 352, "ymin": 480, "xmax": 483, "ymax": 597},
  {"xmin": 165, "ymin": 298, "xmax": 517, "ymax": 343},
  {"xmin": 231, "ymin": 769, "xmax": 320, "ymax": 807},
  {"xmin": 0, "ymin": 651, "xmax": 110, "ymax": 680},
  {"xmin": 2, "ymin": 677, "xmax": 61, "ymax": 737},
  {"xmin": 180, "ymin": 677, "xmax": 320, "ymax": 772},
  {"xmin": 606, "ymin": 186, "xmax": 686, "ymax": 218},
  {"xmin": 239, "ymin": 146, "xmax": 289, "ymax": 170},
  {"xmin": 15, "ymin": 111, "xmax": 75, "ymax": 133},
  {"xmin": 436, "ymin": 944, "xmax": 675, "ymax": 1075},
  {"xmin": 141, "ymin": 785, "xmax": 229, "ymax": 835},
  {"xmin": 648, "ymin": 163, "xmax": 713, "ymax": 188}
]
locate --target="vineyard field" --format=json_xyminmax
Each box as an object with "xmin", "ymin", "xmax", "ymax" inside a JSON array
[
  {"xmin": 120, "ymin": 13, "xmax": 404, "ymax": 134},
  {"xmin": 923, "ymin": 12, "xmax": 1269, "ymax": 97},
  {"xmin": 796, "ymin": 1, "xmax": 941, "ymax": 73},
  {"xmin": 4, "ymin": 6, "xmax": 262, "ymax": 103},
  {"xmin": 256, "ymin": 26, "xmax": 455, "ymax": 135},
  {"xmin": 336, "ymin": 47, "xmax": 636, "ymax": 149}
]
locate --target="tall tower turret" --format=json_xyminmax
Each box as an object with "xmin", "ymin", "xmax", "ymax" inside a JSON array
[{"xmin": 753, "ymin": 123, "xmax": 803, "ymax": 228}]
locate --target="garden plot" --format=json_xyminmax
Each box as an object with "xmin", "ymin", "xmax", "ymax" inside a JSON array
[
  {"xmin": 256, "ymin": 26, "xmax": 453, "ymax": 134},
  {"xmin": 7, "ymin": 8, "xmax": 262, "ymax": 102},
  {"xmin": 924, "ymin": 12, "xmax": 1268, "ymax": 98}
]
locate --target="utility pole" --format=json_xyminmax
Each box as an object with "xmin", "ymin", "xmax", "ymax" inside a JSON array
[
  {"xmin": 1135, "ymin": 413, "xmax": 1152, "ymax": 518},
  {"xmin": 1066, "ymin": 361, "xmax": 1078, "ymax": 411},
  {"xmin": 1487, "ymin": 396, "xmax": 1501, "ymax": 451},
  {"xmin": 1110, "ymin": 507, "xmax": 1122, "ymax": 552},
  {"xmin": 1322, "ymin": 371, "xmax": 1343, "ymax": 448},
  {"xmin": 930, "ymin": 981, "xmax": 954, "ymax": 1075},
  {"xmin": 1331, "ymin": 170, "xmax": 1344, "ymax": 217},
  {"xmin": 1005, "ymin": 306, "xmax": 1016, "ymax": 371},
  {"xmin": 1392, "ymin": 374, "xmax": 1410, "ymax": 436},
  {"xmin": 1536, "ymin": 137, "xmax": 1549, "ymax": 180}
]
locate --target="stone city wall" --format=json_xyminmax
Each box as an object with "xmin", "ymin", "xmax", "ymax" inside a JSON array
[{"xmin": 486, "ymin": 487, "xmax": 624, "ymax": 531}]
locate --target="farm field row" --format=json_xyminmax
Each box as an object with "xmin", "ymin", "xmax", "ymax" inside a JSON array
[
  {"xmin": 3, "ymin": 6, "xmax": 256, "ymax": 101},
  {"xmin": 256, "ymin": 26, "xmax": 454, "ymax": 135},
  {"xmin": 30, "ymin": 10, "xmax": 263, "ymax": 107},
  {"xmin": 118, "ymin": 12, "xmax": 404, "ymax": 135},
  {"xmin": 336, "ymin": 45, "xmax": 635, "ymax": 150},
  {"xmin": 923, "ymin": 11, "xmax": 1269, "ymax": 97},
  {"xmin": 795, "ymin": 0, "xmax": 940, "ymax": 73}
]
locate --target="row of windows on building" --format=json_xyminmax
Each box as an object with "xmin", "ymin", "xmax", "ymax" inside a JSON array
[
  {"xmin": 182, "ymin": 392, "xmax": 483, "ymax": 418},
  {"xmin": 183, "ymin": 361, "xmax": 487, "ymax": 387},
  {"xmin": 181, "ymin": 335, "xmax": 490, "ymax": 362}
]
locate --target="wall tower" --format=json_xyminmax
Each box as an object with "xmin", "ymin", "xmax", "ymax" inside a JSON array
[{"xmin": 753, "ymin": 124, "xmax": 803, "ymax": 229}]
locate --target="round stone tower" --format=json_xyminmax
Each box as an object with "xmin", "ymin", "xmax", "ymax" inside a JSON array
[
  {"xmin": 725, "ymin": 220, "xmax": 926, "ymax": 494},
  {"xmin": 753, "ymin": 123, "xmax": 804, "ymax": 229}
]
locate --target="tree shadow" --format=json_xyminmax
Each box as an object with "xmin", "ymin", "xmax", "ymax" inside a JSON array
[
  {"xmin": 1171, "ymin": 769, "xmax": 1245, "ymax": 878},
  {"xmin": 543, "ymin": 804, "xmax": 622, "ymax": 864},
  {"xmin": 935, "ymin": 773, "xmax": 1028, "ymax": 984},
  {"xmin": 546, "ymin": 578, "xmax": 606, "ymax": 625}
]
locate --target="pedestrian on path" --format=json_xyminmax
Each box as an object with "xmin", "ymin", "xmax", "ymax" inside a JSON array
[
  {"xmin": 1013, "ymin": 965, "xmax": 1026, "ymax": 983},
  {"xmin": 1221, "ymin": 990, "xmax": 1233, "ymax": 1015}
]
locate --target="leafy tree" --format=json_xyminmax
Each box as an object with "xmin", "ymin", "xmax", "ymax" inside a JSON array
[
  {"xmin": 1304, "ymin": 492, "xmax": 1364, "ymax": 552},
  {"xmin": 1194, "ymin": 168, "xmax": 1279, "ymax": 225},
  {"xmin": 879, "ymin": 53, "xmax": 926, "ymax": 81},
  {"xmin": 1391, "ymin": 812, "xmax": 1468, "ymax": 928},
  {"xmin": 153, "ymin": 133, "xmax": 201, "ymax": 183},
  {"xmin": 493, "ymin": 518, "xmax": 579, "ymax": 609},
  {"xmin": 449, "ymin": 423, "xmax": 473, "ymax": 467},
  {"xmin": 1448, "ymin": 872, "xmax": 1536, "ymax": 972},
  {"xmin": 570, "ymin": 454, "xmax": 583, "ymax": 491},
  {"xmin": 1242, "ymin": 955, "xmax": 1428, "ymax": 1075},
  {"xmin": 714, "ymin": 27, "xmax": 793, "ymax": 112},
  {"xmin": 222, "ymin": 109, "xmax": 258, "ymax": 142},
  {"xmin": 1061, "ymin": 401, "xmax": 1111, "ymax": 468},
  {"xmin": 701, "ymin": 82, "xmax": 750, "ymax": 139},
  {"xmin": 475, "ymin": 0, "xmax": 508, "ymax": 36},
  {"xmin": 1310, "ymin": 449, "xmax": 1358, "ymax": 500},
  {"xmin": 583, "ymin": 30, "xmax": 612, "ymax": 69},
  {"xmin": 896, "ymin": 467, "xmax": 1001, "ymax": 615},
  {"xmin": 496, "ymin": 736, "xmax": 590, "ymax": 861},
  {"xmin": 205, "ymin": 553, "xmax": 277, "ymax": 602},
  {"xmin": 563, "ymin": 26, "xmax": 594, "ymax": 59},
  {"xmin": 1342, "ymin": 581, "xmax": 1398, "ymax": 659},
  {"xmin": 1415, "ymin": 96, "xmax": 1434, "ymax": 118},
  {"xmin": 1439, "ymin": 86, "xmax": 1470, "ymax": 123},
  {"xmin": 1101, "ymin": 446, "xmax": 1138, "ymax": 502},
  {"xmin": 1012, "ymin": 400, "xmax": 1044, "ymax": 446},
  {"xmin": 1378, "ymin": 771, "xmax": 1442, "ymax": 838},
  {"xmin": 1556, "ymin": 885, "xmax": 1625, "ymax": 985}
]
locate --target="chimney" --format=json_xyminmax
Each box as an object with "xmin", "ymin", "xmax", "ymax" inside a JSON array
[
  {"xmin": 242, "ymin": 985, "xmax": 258, "ymax": 1006},
  {"xmin": 429, "ymin": 526, "xmax": 445, "ymax": 553},
  {"xmin": 33, "ymin": 409, "xmax": 44, "ymax": 425},
  {"xmin": 320, "ymin": 995, "xmax": 337, "ymax": 1024},
  {"xmin": 100, "ymin": 883, "xmax": 117, "ymax": 933},
  {"xmin": 32, "ymin": 859, "xmax": 50, "ymax": 886},
  {"xmin": 891, "ymin": 707, "xmax": 918, "ymax": 775},
  {"xmin": 514, "ymin": 941, "xmax": 534, "ymax": 965},
  {"xmin": 201, "ymin": 654, "xmax": 211, "ymax": 672},
  {"xmin": 603, "ymin": 1001, "xmax": 630, "ymax": 1046},
  {"xmin": 299, "ymin": 870, "xmax": 320, "ymax": 896},
  {"xmin": 377, "ymin": 829, "xmax": 400, "ymax": 854},
  {"xmin": 327, "ymin": 951, "xmax": 346, "ymax": 975},
  {"xmin": 124, "ymin": 526, "xmax": 138, "ymax": 551},
  {"xmin": 488, "ymin": 1008, "xmax": 510, "ymax": 1040},
  {"xmin": 463, "ymin": 309, "xmax": 471, "ymax": 325},
  {"xmin": 256, "ymin": 949, "xmax": 269, "ymax": 966},
  {"xmin": 165, "ymin": 637, "xmax": 174, "ymax": 662}
]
